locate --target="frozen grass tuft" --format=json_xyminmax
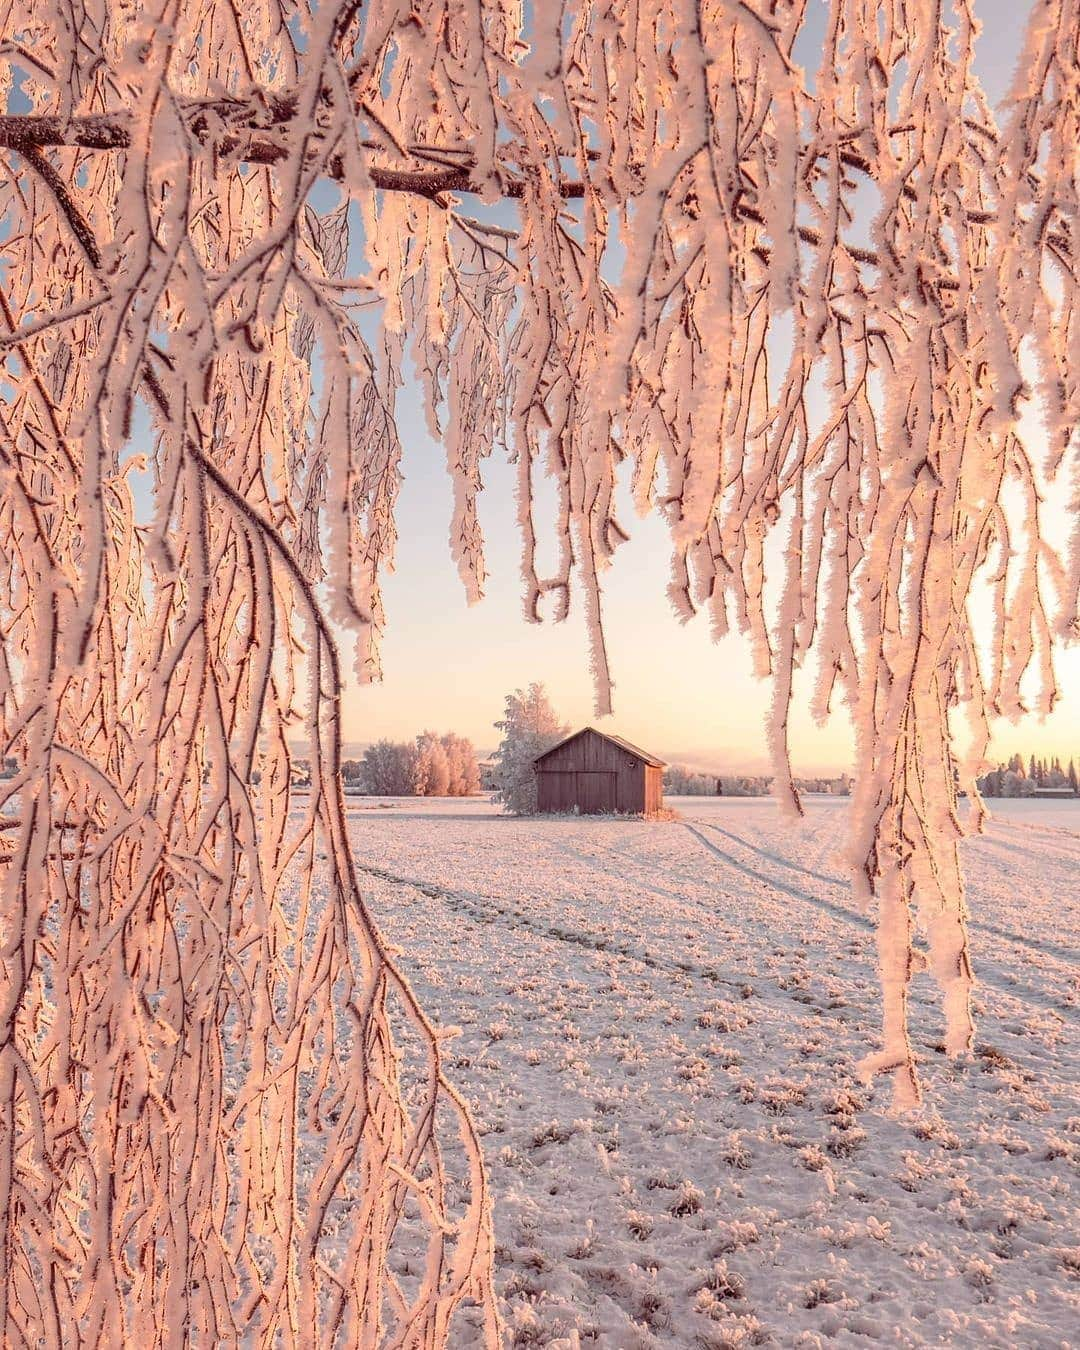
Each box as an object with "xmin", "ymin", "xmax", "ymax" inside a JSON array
[
  {"xmin": 637, "ymin": 1286, "xmax": 671, "ymax": 1330},
  {"xmin": 1057, "ymin": 1247, "xmax": 1080, "ymax": 1277},
  {"xmin": 696, "ymin": 1260, "xmax": 747, "ymax": 1301},
  {"xmin": 722, "ymin": 1136, "xmax": 753, "ymax": 1170},
  {"xmin": 669, "ymin": 1181, "xmax": 705, "ymax": 1216},
  {"xmin": 509, "ymin": 1302, "xmax": 549, "ymax": 1346},
  {"xmin": 709, "ymin": 1221, "xmax": 761, "ymax": 1257},
  {"xmin": 529, "ymin": 1120, "xmax": 576, "ymax": 1150},
  {"xmin": 803, "ymin": 1278, "xmax": 843, "ymax": 1308}
]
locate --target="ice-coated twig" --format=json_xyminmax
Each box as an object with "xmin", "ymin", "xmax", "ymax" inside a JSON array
[{"xmin": 0, "ymin": 2, "xmax": 1077, "ymax": 1344}]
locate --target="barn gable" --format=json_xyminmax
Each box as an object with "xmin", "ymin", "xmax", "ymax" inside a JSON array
[
  {"xmin": 533, "ymin": 728, "xmax": 666, "ymax": 817},
  {"xmin": 535, "ymin": 727, "xmax": 665, "ymax": 769}
]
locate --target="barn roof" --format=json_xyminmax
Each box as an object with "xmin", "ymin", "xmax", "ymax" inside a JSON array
[{"xmin": 533, "ymin": 727, "xmax": 666, "ymax": 768}]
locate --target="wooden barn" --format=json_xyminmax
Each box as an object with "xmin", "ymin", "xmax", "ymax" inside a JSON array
[{"xmin": 533, "ymin": 728, "xmax": 666, "ymax": 817}]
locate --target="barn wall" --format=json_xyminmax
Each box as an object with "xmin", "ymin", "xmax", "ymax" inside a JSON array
[
  {"xmin": 537, "ymin": 771, "xmax": 580, "ymax": 814},
  {"xmin": 644, "ymin": 765, "xmax": 664, "ymax": 816},
  {"xmin": 536, "ymin": 730, "xmax": 662, "ymax": 815}
]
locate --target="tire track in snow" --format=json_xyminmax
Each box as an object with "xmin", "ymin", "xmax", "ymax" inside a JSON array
[
  {"xmin": 681, "ymin": 822, "xmax": 874, "ymax": 932},
  {"xmin": 544, "ymin": 837, "xmax": 707, "ymax": 911},
  {"xmin": 966, "ymin": 919, "xmax": 1080, "ymax": 968},
  {"xmin": 689, "ymin": 818, "xmax": 1080, "ymax": 968},
  {"xmin": 966, "ymin": 836, "xmax": 1080, "ymax": 906},
  {"xmin": 983, "ymin": 814, "xmax": 1080, "ymax": 846},
  {"xmin": 353, "ymin": 858, "xmax": 739, "ymax": 987},
  {"xmin": 683, "ymin": 822, "xmax": 1080, "ymax": 1022},
  {"xmin": 974, "ymin": 832, "xmax": 1080, "ymax": 869},
  {"xmin": 689, "ymin": 819, "xmax": 850, "ymax": 889},
  {"xmin": 350, "ymin": 857, "xmax": 856, "ymax": 1024}
]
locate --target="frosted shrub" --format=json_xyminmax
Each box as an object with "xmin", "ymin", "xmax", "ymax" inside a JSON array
[
  {"xmin": 693, "ymin": 1320, "xmax": 768, "ymax": 1350},
  {"xmin": 637, "ymin": 1286, "xmax": 671, "ymax": 1330},
  {"xmin": 798, "ymin": 1145, "xmax": 829, "ymax": 1173},
  {"xmin": 759, "ymin": 1080, "xmax": 808, "ymax": 1116}
]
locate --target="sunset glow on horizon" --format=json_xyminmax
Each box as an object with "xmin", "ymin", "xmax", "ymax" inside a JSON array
[{"xmin": 343, "ymin": 412, "xmax": 1080, "ymax": 775}]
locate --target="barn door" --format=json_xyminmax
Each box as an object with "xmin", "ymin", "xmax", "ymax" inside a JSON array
[
  {"xmin": 540, "ymin": 771, "xmax": 575, "ymax": 812},
  {"xmin": 577, "ymin": 771, "xmax": 616, "ymax": 814}
]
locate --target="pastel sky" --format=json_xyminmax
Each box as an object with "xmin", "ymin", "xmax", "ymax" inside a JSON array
[
  {"xmin": 341, "ymin": 405, "xmax": 1080, "ymax": 773},
  {"xmin": 342, "ymin": 1, "xmax": 1080, "ymax": 772}
]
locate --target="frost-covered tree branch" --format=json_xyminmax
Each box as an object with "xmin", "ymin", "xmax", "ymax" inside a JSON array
[{"xmin": 0, "ymin": 0, "xmax": 1077, "ymax": 1342}]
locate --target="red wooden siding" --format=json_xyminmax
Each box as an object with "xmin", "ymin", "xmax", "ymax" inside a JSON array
[
  {"xmin": 534, "ymin": 729, "xmax": 665, "ymax": 817},
  {"xmin": 643, "ymin": 764, "xmax": 664, "ymax": 816}
]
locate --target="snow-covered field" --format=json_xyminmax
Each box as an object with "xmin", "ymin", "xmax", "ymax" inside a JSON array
[{"xmin": 346, "ymin": 796, "xmax": 1079, "ymax": 1348}]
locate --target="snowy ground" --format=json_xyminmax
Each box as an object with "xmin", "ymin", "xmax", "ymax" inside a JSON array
[{"xmin": 344, "ymin": 796, "xmax": 1079, "ymax": 1348}]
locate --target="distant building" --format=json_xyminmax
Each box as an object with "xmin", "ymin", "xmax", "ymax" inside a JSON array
[
  {"xmin": 533, "ymin": 728, "xmax": 665, "ymax": 818},
  {"xmin": 1032, "ymin": 786, "xmax": 1076, "ymax": 799}
]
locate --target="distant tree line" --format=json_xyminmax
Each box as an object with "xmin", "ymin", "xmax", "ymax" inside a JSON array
[
  {"xmin": 977, "ymin": 753, "xmax": 1078, "ymax": 798},
  {"xmin": 664, "ymin": 765, "xmax": 851, "ymax": 796},
  {"xmin": 340, "ymin": 732, "xmax": 482, "ymax": 796},
  {"xmin": 791, "ymin": 775, "xmax": 852, "ymax": 796},
  {"xmin": 663, "ymin": 765, "xmax": 721, "ymax": 795}
]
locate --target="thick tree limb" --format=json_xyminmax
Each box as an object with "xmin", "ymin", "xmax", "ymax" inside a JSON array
[
  {"xmin": 0, "ymin": 108, "xmax": 586, "ymax": 200},
  {"xmin": 17, "ymin": 143, "xmax": 102, "ymax": 270}
]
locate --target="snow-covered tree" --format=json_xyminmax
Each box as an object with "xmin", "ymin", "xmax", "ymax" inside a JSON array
[
  {"xmin": 362, "ymin": 738, "xmax": 420, "ymax": 795},
  {"xmin": 360, "ymin": 733, "xmax": 478, "ymax": 796},
  {"xmin": 665, "ymin": 765, "xmax": 718, "ymax": 795},
  {"xmin": 979, "ymin": 767, "xmax": 1004, "ymax": 798},
  {"xmin": 2, "ymin": 0, "xmax": 1079, "ymax": 1337},
  {"xmin": 414, "ymin": 730, "xmax": 452, "ymax": 796},
  {"xmin": 1002, "ymin": 770, "xmax": 1036, "ymax": 799},
  {"xmin": 443, "ymin": 733, "xmax": 482, "ymax": 797},
  {"xmin": 492, "ymin": 686, "xmax": 569, "ymax": 815}
]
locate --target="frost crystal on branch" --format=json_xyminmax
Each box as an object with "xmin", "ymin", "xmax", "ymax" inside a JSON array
[{"xmin": 0, "ymin": 0, "xmax": 1076, "ymax": 1341}]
